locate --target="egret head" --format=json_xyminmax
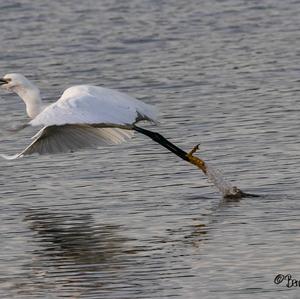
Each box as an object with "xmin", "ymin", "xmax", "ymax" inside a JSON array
[
  {"xmin": 0, "ymin": 73, "xmax": 42, "ymax": 118},
  {"xmin": 0, "ymin": 73, "xmax": 33, "ymax": 92}
]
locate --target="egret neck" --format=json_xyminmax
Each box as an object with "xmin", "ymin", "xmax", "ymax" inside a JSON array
[{"xmin": 13, "ymin": 82, "xmax": 43, "ymax": 119}]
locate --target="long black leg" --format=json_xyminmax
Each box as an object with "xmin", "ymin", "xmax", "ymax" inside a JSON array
[
  {"xmin": 133, "ymin": 125, "xmax": 190, "ymax": 162},
  {"xmin": 133, "ymin": 125, "xmax": 258, "ymax": 199}
]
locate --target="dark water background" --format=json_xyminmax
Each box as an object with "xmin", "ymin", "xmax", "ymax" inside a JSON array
[{"xmin": 1, "ymin": 0, "xmax": 300, "ymax": 298}]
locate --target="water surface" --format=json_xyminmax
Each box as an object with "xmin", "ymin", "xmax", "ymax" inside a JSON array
[{"xmin": 1, "ymin": 1, "xmax": 300, "ymax": 298}]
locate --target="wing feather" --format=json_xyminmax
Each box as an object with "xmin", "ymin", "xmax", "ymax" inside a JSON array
[
  {"xmin": 30, "ymin": 85, "xmax": 158, "ymax": 127},
  {"xmin": 1, "ymin": 124, "xmax": 134, "ymax": 159}
]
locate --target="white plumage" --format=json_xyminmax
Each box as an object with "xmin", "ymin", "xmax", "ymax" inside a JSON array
[
  {"xmin": 31, "ymin": 85, "xmax": 157, "ymax": 127},
  {"xmin": 0, "ymin": 74, "xmax": 157, "ymax": 159}
]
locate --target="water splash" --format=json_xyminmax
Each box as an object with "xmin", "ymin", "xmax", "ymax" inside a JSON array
[
  {"xmin": 204, "ymin": 163, "xmax": 242, "ymax": 199},
  {"xmin": 185, "ymin": 144, "xmax": 259, "ymax": 199},
  {"xmin": 185, "ymin": 144, "xmax": 244, "ymax": 199}
]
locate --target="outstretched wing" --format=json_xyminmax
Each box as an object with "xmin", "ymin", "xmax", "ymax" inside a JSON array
[
  {"xmin": 1, "ymin": 124, "xmax": 134, "ymax": 160},
  {"xmin": 30, "ymin": 85, "xmax": 158, "ymax": 127},
  {"xmin": 2, "ymin": 85, "xmax": 158, "ymax": 160}
]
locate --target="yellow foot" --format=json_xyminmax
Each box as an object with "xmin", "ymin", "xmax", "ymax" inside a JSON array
[
  {"xmin": 186, "ymin": 144, "xmax": 207, "ymax": 174},
  {"xmin": 187, "ymin": 144, "xmax": 200, "ymax": 157}
]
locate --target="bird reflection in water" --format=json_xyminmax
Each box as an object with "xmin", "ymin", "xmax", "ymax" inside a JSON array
[
  {"xmin": 21, "ymin": 208, "xmax": 131, "ymax": 298},
  {"xmin": 175, "ymin": 194, "xmax": 245, "ymax": 248}
]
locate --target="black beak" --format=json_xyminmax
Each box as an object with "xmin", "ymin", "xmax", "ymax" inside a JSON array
[{"xmin": 0, "ymin": 78, "xmax": 8, "ymax": 85}]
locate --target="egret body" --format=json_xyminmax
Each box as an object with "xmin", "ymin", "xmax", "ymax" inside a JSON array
[{"xmin": 0, "ymin": 74, "xmax": 159, "ymax": 159}]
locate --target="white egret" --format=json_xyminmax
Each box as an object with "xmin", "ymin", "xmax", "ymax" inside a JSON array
[
  {"xmin": 0, "ymin": 73, "xmax": 256, "ymax": 199},
  {"xmin": 0, "ymin": 73, "xmax": 194, "ymax": 163}
]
